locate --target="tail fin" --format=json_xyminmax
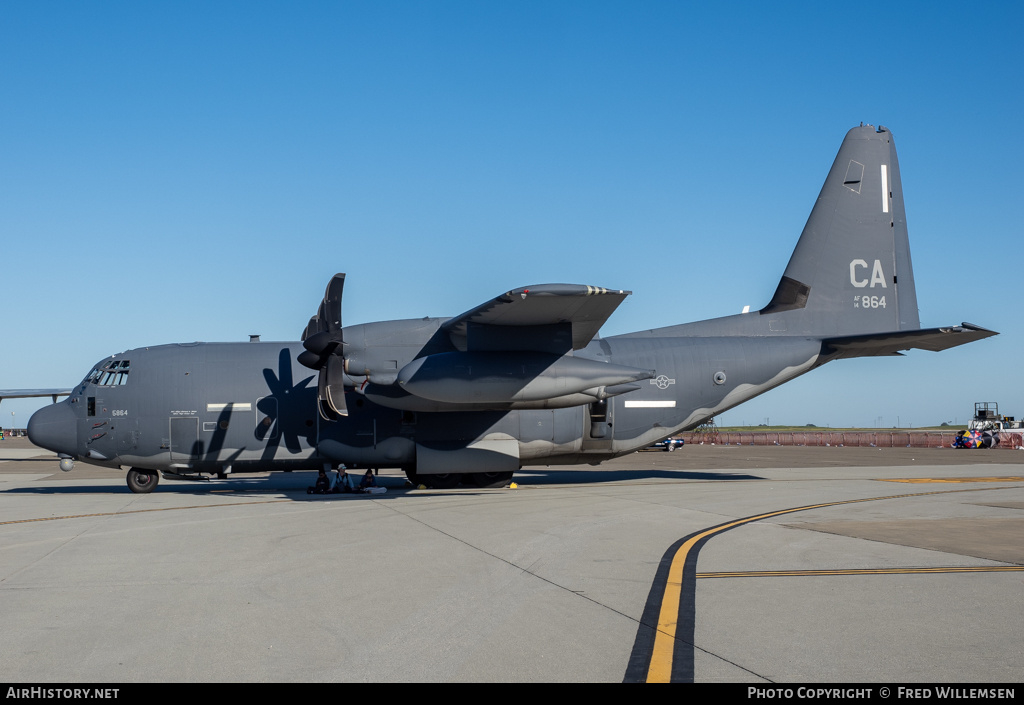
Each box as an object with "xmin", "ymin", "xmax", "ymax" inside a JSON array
[{"xmin": 761, "ymin": 125, "xmax": 919, "ymax": 336}]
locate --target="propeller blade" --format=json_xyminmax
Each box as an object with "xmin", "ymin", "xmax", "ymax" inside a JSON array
[
  {"xmin": 304, "ymin": 273, "xmax": 348, "ymax": 417},
  {"xmin": 316, "ymin": 356, "xmax": 348, "ymax": 419},
  {"xmin": 317, "ymin": 368, "xmax": 332, "ymax": 421},
  {"xmin": 323, "ymin": 274, "xmax": 345, "ymax": 333},
  {"xmin": 302, "ymin": 315, "xmax": 320, "ymax": 342},
  {"xmin": 324, "ymin": 357, "xmax": 349, "ymax": 417}
]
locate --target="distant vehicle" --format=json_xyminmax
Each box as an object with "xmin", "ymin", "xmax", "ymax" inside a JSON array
[
  {"xmin": 968, "ymin": 402, "xmax": 1024, "ymax": 432},
  {"xmin": 647, "ymin": 438, "xmax": 685, "ymax": 452},
  {"xmin": 953, "ymin": 402, "xmax": 1024, "ymax": 449}
]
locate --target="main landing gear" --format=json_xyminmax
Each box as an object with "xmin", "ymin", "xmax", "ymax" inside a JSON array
[
  {"xmin": 464, "ymin": 471, "xmax": 514, "ymax": 488},
  {"xmin": 404, "ymin": 469, "xmax": 514, "ymax": 489}
]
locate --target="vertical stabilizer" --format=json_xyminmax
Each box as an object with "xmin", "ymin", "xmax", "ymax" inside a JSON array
[{"xmin": 761, "ymin": 125, "xmax": 920, "ymax": 336}]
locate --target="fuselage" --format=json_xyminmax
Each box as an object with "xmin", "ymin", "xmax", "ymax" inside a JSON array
[{"xmin": 28, "ymin": 316, "xmax": 827, "ymax": 477}]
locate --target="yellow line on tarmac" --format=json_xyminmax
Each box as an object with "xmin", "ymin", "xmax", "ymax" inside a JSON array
[
  {"xmin": 697, "ymin": 566, "xmax": 1024, "ymax": 579},
  {"xmin": 643, "ymin": 485, "xmax": 1013, "ymax": 683},
  {"xmin": 646, "ymin": 497, "xmax": 862, "ymax": 682}
]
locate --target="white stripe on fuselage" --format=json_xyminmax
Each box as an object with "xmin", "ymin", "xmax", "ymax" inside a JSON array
[{"xmin": 206, "ymin": 403, "xmax": 252, "ymax": 412}]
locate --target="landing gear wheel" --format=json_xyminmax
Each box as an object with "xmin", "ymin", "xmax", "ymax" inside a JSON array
[
  {"xmin": 416, "ymin": 473, "xmax": 462, "ymax": 489},
  {"xmin": 127, "ymin": 468, "xmax": 159, "ymax": 494},
  {"xmin": 463, "ymin": 472, "xmax": 514, "ymax": 488},
  {"xmin": 404, "ymin": 468, "xmax": 468, "ymax": 489}
]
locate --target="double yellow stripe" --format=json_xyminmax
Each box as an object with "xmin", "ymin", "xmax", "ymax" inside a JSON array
[
  {"xmin": 645, "ymin": 500, "xmax": 850, "ymax": 682},
  {"xmin": 643, "ymin": 486, "xmax": 1011, "ymax": 683}
]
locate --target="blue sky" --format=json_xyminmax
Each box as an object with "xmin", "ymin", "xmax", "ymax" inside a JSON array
[{"xmin": 2, "ymin": 1, "xmax": 1021, "ymax": 429}]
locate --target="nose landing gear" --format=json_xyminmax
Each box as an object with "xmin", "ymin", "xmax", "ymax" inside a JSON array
[{"xmin": 126, "ymin": 468, "xmax": 160, "ymax": 494}]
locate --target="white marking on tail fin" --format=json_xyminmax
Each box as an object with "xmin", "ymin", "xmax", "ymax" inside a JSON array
[{"xmin": 881, "ymin": 164, "xmax": 889, "ymax": 213}]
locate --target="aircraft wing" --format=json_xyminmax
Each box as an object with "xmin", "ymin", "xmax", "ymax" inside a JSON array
[
  {"xmin": 0, "ymin": 389, "xmax": 72, "ymax": 408},
  {"xmin": 442, "ymin": 284, "xmax": 630, "ymax": 352},
  {"xmin": 823, "ymin": 322, "xmax": 997, "ymax": 358}
]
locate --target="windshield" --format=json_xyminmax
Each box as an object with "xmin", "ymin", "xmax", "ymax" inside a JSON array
[{"xmin": 83, "ymin": 359, "xmax": 131, "ymax": 387}]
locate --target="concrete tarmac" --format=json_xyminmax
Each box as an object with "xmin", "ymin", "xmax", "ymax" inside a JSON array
[{"xmin": 2, "ymin": 438, "xmax": 1022, "ymax": 683}]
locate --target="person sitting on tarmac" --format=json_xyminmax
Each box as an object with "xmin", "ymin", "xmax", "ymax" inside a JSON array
[
  {"xmin": 337, "ymin": 469, "xmax": 358, "ymax": 493},
  {"xmin": 328, "ymin": 466, "xmax": 347, "ymax": 493},
  {"xmin": 358, "ymin": 469, "xmax": 377, "ymax": 492},
  {"xmin": 307, "ymin": 468, "xmax": 331, "ymax": 494}
]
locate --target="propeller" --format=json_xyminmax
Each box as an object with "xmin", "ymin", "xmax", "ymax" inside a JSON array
[{"xmin": 299, "ymin": 273, "xmax": 348, "ymax": 418}]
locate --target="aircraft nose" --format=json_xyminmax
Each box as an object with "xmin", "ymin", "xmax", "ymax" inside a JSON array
[{"xmin": 28, "ymin": 403, "xmax": 78, "ymax": 455}]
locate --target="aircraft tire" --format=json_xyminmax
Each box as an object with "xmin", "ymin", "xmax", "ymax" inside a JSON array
[
  {"xmin": 403, "ymin": 468, "xmax": 466, "ymax": 490},
  {"xmin": 463, "ymin": 472, "xmax": 513, "ymax": 488},
  {"xmin": 424, "ymin": 473, "xmax": 463, "ymax": 489},
  {"xmin": 126, "ymin": 468, "xmax": 159, "ymax": 494},
  {"xmin": 408, "ymin": 472, "xmax": 461, "ymax": 489}
]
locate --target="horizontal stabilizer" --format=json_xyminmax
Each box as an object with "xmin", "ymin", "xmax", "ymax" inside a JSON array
[
  {"xmin": 444, "ymin": 284, "xmax": 629, "ymax": 352},
  {"xmin": 823, "ymin": 322, "xmax": 997, "ymax": 358}
]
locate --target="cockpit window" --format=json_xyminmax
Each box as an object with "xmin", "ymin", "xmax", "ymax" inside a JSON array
[{"xmin": 86, "ymin": 360, "xmax": 130, "ymax": 386}]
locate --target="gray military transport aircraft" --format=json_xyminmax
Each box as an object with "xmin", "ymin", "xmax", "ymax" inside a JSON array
[{"xmin": 18, "ymin": 125, "xmax": 996, "ymax": 492}]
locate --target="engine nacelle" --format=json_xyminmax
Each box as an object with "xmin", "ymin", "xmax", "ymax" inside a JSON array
[
  {"xmin": 396, "ymin": 351, "xmax": 654, "ymax": 405},
  {"xmin": 359, "ymin": 381, "xmax": 642, "ymax": 412}
]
